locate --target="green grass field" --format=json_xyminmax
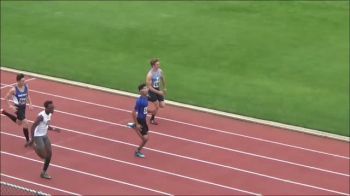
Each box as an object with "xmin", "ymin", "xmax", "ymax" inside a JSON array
[{"xmin": 1, "ymin": 1, "xmax": 349, "ymax": 136}]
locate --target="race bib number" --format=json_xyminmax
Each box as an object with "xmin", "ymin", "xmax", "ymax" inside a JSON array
[
  {"xmin": 143, "ymin": 107, "xmax": 148, "ymax": 114},
  {"xmin": 19, "ymin": 98, "xmax": 27, "ymax": 105},
  {"xmin": 153, "ymin": 77, "xmax": 160, "ymax": 88}
]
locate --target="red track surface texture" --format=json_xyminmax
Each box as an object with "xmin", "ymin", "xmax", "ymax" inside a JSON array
[{"xmin": 1, "ymin": 70, "xmax": 349, "ymax": 195}]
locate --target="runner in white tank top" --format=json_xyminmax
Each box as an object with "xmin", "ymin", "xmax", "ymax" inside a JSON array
[
  {"xmin": 28, "ymin": 100, "xmax": 60, "ymax": 179},
  {"xmin": 34, "ymin": 110, "xmax": 52, "ymax": 137}
]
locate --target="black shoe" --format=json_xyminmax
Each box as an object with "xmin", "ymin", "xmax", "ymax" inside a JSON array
[{"xmin": 24, "ymin": 140, "xmax": 33, "ymax": 148}]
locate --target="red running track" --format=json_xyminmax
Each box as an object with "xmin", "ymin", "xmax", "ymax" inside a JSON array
[{"xmin": 1, "ymin": 70, "xmax": 349, "ymax": 195}]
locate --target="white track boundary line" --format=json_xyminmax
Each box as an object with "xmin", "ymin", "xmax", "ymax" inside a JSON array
[
  {"xmin": 1, "ymin": 82, "xmax": 348, "ymax": 160},
  {"xmin": 1, "ymin": 99, "xmax": 348, "ymax": 176},
  {"xmin": 0, "ymin": 151, "xmax": 171, "ymax": 195},
  {"xmin": 0, "ymin": 78, "xmax": 36, "ymax": 89},
  {"xmin": 1, "ymin": 132, "xmax": 260, "ymax": 195},
  {"xmin": 1, "ymin": 66, "xmax": 348, "ymax": 142},
  {"xmin": 2, "ymin": 131, "xmax": 348, "ymax": 195},
  {"xmin": 0, "ymin": 173, "xmax": 80, "ymax": 195}
]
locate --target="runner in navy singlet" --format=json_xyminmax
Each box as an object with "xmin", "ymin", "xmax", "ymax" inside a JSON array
[{"xmin": 1, "ymin": 73, "xmax": 33, "ymax": 146}]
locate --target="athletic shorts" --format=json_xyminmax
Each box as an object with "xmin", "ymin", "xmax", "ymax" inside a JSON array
[
  {"xmin": 148, "ymin": 88, "xmax": 164, "ymax": 102},
  {"xmin": 137, "ymin": 118, "xmax": 149, "ymax": 136},
  {"xmin": 34, "ymin": 135, "xmax": 51, "ymax": 151},
  {"xmin": 15, "ymin": 104, "xmax": 26, "ymax": 121}
]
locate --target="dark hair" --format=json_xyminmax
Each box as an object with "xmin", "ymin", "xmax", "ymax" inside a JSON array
[
  {"xmin": 16, "ymin": 73, "xmax": 25, "ymax": 81},
  {"xmin": 150, "ymin": 58, "xmax": 159, "ymax": 67},
  {"xmin": 44, "ymin": 100, "xmax": 53, "ymax": 108},
  {"xmin": 138, "ymin": 83, "xmax": 146, "ymax": 91}
]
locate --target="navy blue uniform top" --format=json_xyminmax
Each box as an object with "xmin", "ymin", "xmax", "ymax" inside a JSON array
[
  {"xmin": 14, "ymin": 85, "xmax": 28, "ymax": 106},
  {"xmin": 135, "ymin": 96, "xmax": 148, "ymax": 120}
]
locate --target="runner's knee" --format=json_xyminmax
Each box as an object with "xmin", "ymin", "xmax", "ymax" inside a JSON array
[
  {"xmin": 154, "ymin": 103, "xmax": 159, "ymax": 109},
  {"xmin": 23, "ymin": 120, "xmax": 29, "ymax": 128},
  {"xmin": 143, "ymin": 135, "xmax": 148, "ymax": 142},
  {"xmin": 36, "ymin": 149, "xmax": 46, "ymax": 159},
  {"xmin": 47, "ymin": 151, "xmax": 52, "ymax": 159}
]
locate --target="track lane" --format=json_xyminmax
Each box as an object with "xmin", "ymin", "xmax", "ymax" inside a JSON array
[{"xmin": 1, "ymin": 70, "xmax": 349, "ymax": 195}]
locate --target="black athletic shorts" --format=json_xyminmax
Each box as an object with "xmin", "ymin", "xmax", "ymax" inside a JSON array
[
  {"xmin": 137, "ymin": 117, "xmax": 149, "ymax": 136},
  {"xmin": 15, "ymin": 104, "xmax": 26, "ymax": 121},
  {"xmin": 148, "ymin": 88, "xmax": 164, "ymax": 102}
]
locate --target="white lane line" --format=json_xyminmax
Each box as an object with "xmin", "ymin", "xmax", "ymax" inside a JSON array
[
  {"xmin": 0, "ymin": 173, "xmax": 80, "ymax": 195},
  {"xmin": 1, "ymin": 99, "xmax": 346, "ymax": 177},
  {"xmin": 2, "ymin": 66, "xmax": 348, "ymax": 142},
  {"xmin": 1, "ymin": 132, "xmax": 259, "ymax": 195},
  {"xmin": 0, "ymin": 151, "xmax": 171, "ymax": 195},
  {"xmin": 6, "ymin": 84, "xmax": 347, "ymax": 160},
  {"xmin": 0, "ymin": 78, "xmax": 36, "ymax": 89},
  {"xmin": 2, "ymin": 130, "xmax": 348, "ymax": 195},
  {"xmin": 154, "ymin": 131, "xmax": 350, "ymax": 177}
]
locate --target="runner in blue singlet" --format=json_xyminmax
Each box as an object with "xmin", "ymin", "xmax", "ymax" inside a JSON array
[{"xmin": 129, "ymin": 83, "xmax": 154, "ymax": 158}]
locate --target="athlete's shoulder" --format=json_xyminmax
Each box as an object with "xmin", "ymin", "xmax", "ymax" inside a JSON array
[
  {"xmin": 159, "ymin": 68, "xmax": 164, "ymax": 76},
  {"xmin": 135, "ymin": 96, "xmax": 142, "ymax": 104},
  {"xmin": 137, "ymin": 96, "xmax": 147, "ymax": 103},
  {"xmin": 9, "ymin": 86, "xmax": 16, "ymax": 93},
  {"xmin": 146, "ymin": 69, "xmax": 153, "ymax": 77},
  {"xmin": 38, "ymin": 110, "xmax": 45, "ymax": 116},
  {"xmin": 35, "ymin": 111, "xmax": 45, "ymax": 121}
]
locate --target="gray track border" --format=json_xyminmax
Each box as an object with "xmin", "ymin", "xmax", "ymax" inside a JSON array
[{"xmin": 1, "ymin": 66, "xmax": 348, "ymax": 142}]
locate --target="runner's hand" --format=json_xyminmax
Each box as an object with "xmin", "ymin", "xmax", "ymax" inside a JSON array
[{"xmin": 25, "ymin": 140, "xmax": 34, "ymax": 148}]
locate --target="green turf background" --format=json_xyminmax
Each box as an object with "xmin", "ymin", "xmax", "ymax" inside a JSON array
[{"xmin": 1, "ymin": 1, "xmax": 349, "ymax": 136}]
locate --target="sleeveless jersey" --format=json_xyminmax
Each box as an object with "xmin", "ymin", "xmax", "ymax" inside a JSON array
[
  {"xmin": 13, "ymin": 85, "xmax": 28, "ymax": 106},
  {"xmin": 135, "ymin": 96, "xmax": 148, "ymax": 120},
  {"xmin": 34, "ymin": 111, "xmax": 52, "ymax": 137},
  {"xmin": 148, "ymin": 68, "xmax": 163, "ymax": 89}
]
